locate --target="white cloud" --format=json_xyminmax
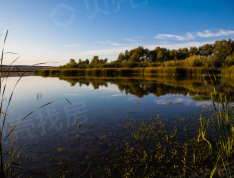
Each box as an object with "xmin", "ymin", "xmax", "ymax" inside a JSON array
[
  {"xmin": 96, "ymin": 41, "xmax": 123, "ymax": 46},
  {"xmin": 125, "ymin": 39, "xmax": 137, "ymax": 42},
  {"xmin": 145, "ymin": 41, "xmax": 215, "ymax": 50},
  {"xmin": 196, "ymin": 29, "xmax": 234, "ymax": 38},
  {"xmin": 154, "ymin": 32, "xmax": 194, "ymax": 41},
  {"xmin": 154, "ymin": 29, "xmax": 234, "ymax": 41},
  {"xmin": 110, "ymin": 43, "xmax": 123, "ymax": 46}
]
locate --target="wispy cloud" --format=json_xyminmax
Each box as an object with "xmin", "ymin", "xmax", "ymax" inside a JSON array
[
  {"xmin": 145, "ymin": 41, "xmax": 215, "ymax": 50},
  {"xmin": 154, "ymin": 32, "xmax": 194, "ymax": 41},
  {"xmin": 63, "ymin": 44, "xmax": 79, "ymax": 47},
  {"xmin": 97, "ymin": 41, "xmax": 123, "ymax": 46},
  {"xmin": 154, "ymin": 29, "xmax": 234, "ymax": 41},
  {"xmin": 196, "ymin": 29, "xmax": 234, "ymax": 38},
  {"xmin": 125, "ymin": 39, "xmax": 137, "ymax": 42},
  {"xmin": 110, "ymin": 43, "xmax": 123, "ymax": 46}
]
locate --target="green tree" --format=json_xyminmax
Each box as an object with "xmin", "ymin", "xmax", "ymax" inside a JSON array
[
  {"xmin": 144, "ymin": 56, "xmax": 149, "ymax": 63},
  {"xmin": 230, "ymin": 39, "xmax": 234, "ymax": 54},
  {"xmin": 164, "ymin": 49, "xmax": 171, "ymax": 61},
  {"xmin": 149, "ymin": 50, "xmax": 157, "ymax": 62},
  {"xmin": 182, "ymin": 48, "xmax": 189, "ymax": 58},
  {"xmin": 135, "ymin": 46, "xmax": 146, "ymax": 61},
  {"xmin": 154, "ymin": 47, "xmax": 168, "ymax": 62},
  {"xmin": 125, "ymin": 50, "xmax": 130, "ymax": 61},
  {"xmin": 103, "ymin": 58, "xmax": 108, "ymax": 64},
  {"xmin": 91, "ymin": 56, "xmax": 99, "ymax": 64},
  {"xmin": 170, "ymin": 50, "xmax": 178, "ymax": 60},
  {"xmin": 157, "ymin": 50, "xmax": 164, "ymax": 62},
  {"xmin": 190, "ymin": 47, "xmax": 199, "ymax": 56},
  {"xmin": 117, "ymin": 52, "xmax": 125, "ymax": 62},
  {"xmin": 213, "ymin": 39, "xmax": 232, "ymax": 61},
  {"xmin": 99, "ymin": 59, "xmax": 104, "ymax": 64},
  {"xmin": 199, "ymin": 44, "xmax": 213, "ymax": 56},
  {"xmin": 69, "ymin": 59, "xmax": 76, "ymax": 64},
  {"xmin": 130, "ymin": 52, "xmax": 139, "ymax": 62},
  {"xmin": 178, "ymin": 48, "xmax": 189, "ymax": 60}
]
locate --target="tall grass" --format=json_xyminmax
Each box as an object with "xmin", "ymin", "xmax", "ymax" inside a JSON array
[
  {"xmin": 197, "ymin": 74, "xmax": 234, "ymax": 177},
  {"xmin": 0, "ymin": 29, "xmax": 71, "ymax": 177},
  {"xmin": 34, "ymin": 67, "xmax": 212, "ymax": 77}
]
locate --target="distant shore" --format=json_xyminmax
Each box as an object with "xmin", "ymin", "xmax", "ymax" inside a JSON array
[{"xmin": 0, "ymin": 65, "xmax": 58, "ymax": 72}]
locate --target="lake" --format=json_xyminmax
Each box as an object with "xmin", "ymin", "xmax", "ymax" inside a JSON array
[{"xmin": 2, "ymin": 74, "xmax": 234, "ymax": 177}]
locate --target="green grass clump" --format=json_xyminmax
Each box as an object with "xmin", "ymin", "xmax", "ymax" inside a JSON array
[{"xmin": 191, "ymin": 95, "xmax": 211, "ymax": 101}]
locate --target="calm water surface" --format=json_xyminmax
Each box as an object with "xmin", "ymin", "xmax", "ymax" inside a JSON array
[{"xmin": 2, "ymin": 75, "xmax": 233, "ymax": 177}]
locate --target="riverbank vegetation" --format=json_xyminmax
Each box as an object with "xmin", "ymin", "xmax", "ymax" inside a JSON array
[
  {"xmin": 34, "ymin": 66, "xmax": 234, "ymax": 78},
  {"xmin": 58, "ymin": 39, "xmax": 234, "ymax": 69}
]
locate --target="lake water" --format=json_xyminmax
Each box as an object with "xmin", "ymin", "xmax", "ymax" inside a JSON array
[{"xmin": 1, "ymin": 74, "xmax": 234, "ymax": 177}]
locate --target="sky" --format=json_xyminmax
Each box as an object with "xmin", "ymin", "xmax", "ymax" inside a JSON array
[{"xmin": 0, "ymin": 0, "xmax": 234, "ymax": 66}]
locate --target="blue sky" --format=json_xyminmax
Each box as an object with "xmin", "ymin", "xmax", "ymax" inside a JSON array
[{"xmin": 1, "ymin": 0, "xmax": 234, "ymax": 66}]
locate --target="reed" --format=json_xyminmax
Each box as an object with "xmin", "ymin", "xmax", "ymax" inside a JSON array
[
  {"xmin": 34, "ymin": 67, "xmax": 213, "ymax": 77},
  {"xmin": 196, "ymin": 74, "xmax": 234, "ymax": 177},
  {"xmin": 0, "ymin": 29, "xmax": 71, "ymax": 177}
]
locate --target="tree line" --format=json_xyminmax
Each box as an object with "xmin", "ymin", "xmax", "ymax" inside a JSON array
[{"xmin": 59, "ymin": 39, "xmax": 234, "ymax": 69}]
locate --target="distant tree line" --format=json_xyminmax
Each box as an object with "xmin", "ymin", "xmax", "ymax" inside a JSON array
[{"xmin": 59, "ymin": 39, "xmax": 234, "ymax": 69}]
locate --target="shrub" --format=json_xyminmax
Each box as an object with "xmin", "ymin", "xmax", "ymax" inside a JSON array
[
  {"xmin": 164, "ymin": 60, "xmax": 175, "ymax": 67},
  {"xmin": 184, "ymin": 56, "xmax": 206, "ymax": 67},
  {"xmin": 224, "ymin": 54, "xmax": 234, "ymax": 67},
  {"xmin": 212, "ymin": 57, "xmax": 223, "ymax": 68},
  {"xmin": 121, "ymin": 61, "xmax": 134, "ymax": 68}
]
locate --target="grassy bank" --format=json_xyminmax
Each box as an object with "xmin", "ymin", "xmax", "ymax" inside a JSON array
[
  {"xmin": 34, "ymin": 66, "xmax": 221, "ymax": 77},
  {"xmin": 34, "ymin": 66, "xmax": 234, "ymax": 78}
]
